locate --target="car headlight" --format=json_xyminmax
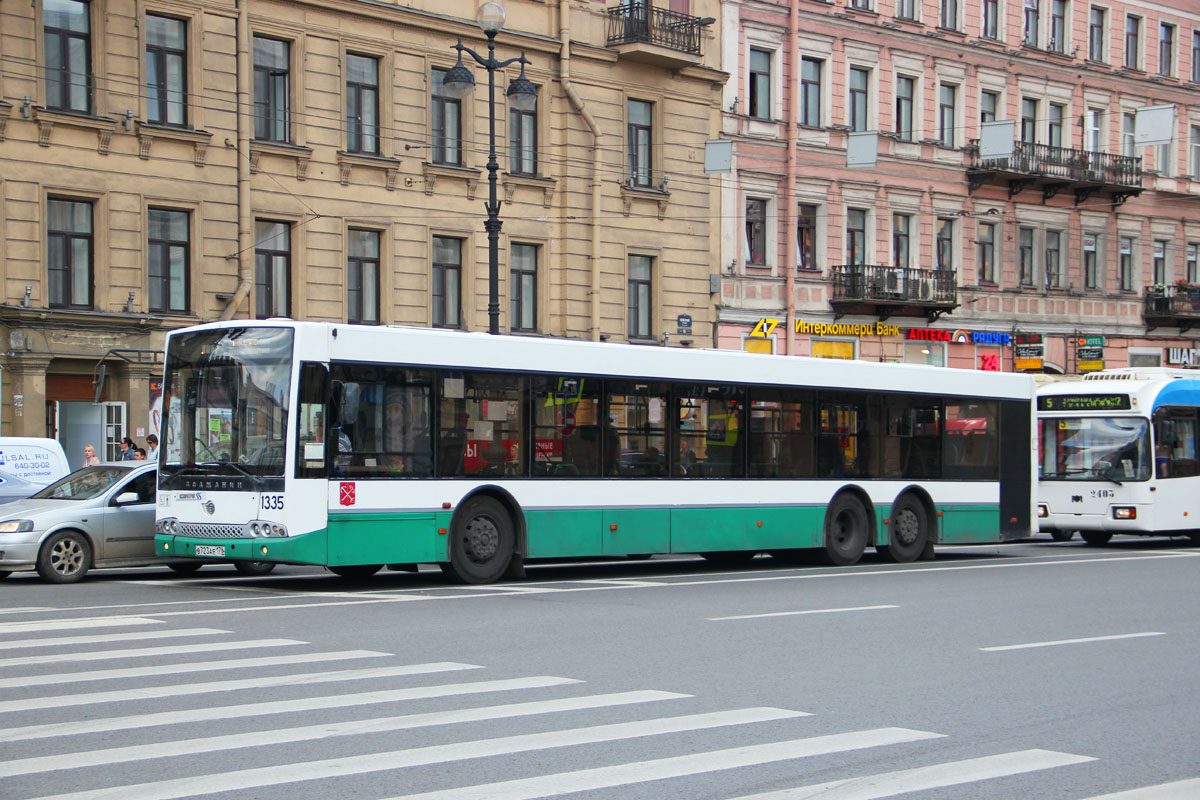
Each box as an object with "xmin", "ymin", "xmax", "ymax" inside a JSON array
[{"xmin": 0, "ymin": 519, "xmax": 35, "ymax": 533}]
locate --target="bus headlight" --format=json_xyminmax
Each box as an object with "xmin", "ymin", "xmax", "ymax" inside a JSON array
[
  {"xmin": 243, "ymin": 520, "xmax": 288, "ymax": 538},
  {"xmin": 1037, "ymin": 504, "xmax": 1048, "ymax": 518},
  {"xmin": 1113, "ymin": 507, "xmax": 1137, "ymax": 520}
]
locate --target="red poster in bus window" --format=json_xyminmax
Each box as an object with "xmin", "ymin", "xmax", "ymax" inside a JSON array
[{"xmin": 339, "ymin": 482, "xmax": 356, "ymax": 506}]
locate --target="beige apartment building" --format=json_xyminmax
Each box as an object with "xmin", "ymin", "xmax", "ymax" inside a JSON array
[{"xmin": 0, "ymin": 0, "xmax": 725, "ymax": 464}]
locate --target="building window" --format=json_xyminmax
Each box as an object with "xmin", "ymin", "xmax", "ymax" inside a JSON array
[
  {"xmin": 627, "ymin": 99, "xmax": 653, "ymax": 187},
  {"xmin": 846, "ymin": 208, "xmax": 867, "ymax": 266},
  {"xmin": 148, "ymin": 208, "xmax": 189, "ymax": 314},
  {"xmin": 1126, "ymin": 16, "xmax": 1141, "ymax": 69},
  {"xmin": 936, "ymin": 217, "xmax": 954, "ymax": 271},
  {"xmin": 1085, "ymin": 108, "xmax": 1103, "ymax": 152},
  {"xmin": 977, "ymin": 222, "xmax": 996, "ymax": 283},
  {"xmin": 896, "ymin": 0, "xmax": 915, "ymax": 21},
  {"xmin": 146, "ymin": 15, "xmax": 187, "ymax": 127},
  {"xmin": 1119, "ymin": 236, "xmax": 1134, "ymax": 291},
  {"xmin": 980, "ymin": 90, "xmax": 998, "ymax": 124},
  {"xmin": 801, "ymin": 58, "xmax": 822, "ymax": 127},
  {"xmin": 906, "ymin": 342, "xmax": 946, "ymax": 367},
  {"xmin": 849, "ymin": 67, "xmax": 869, "ymax": 133},
  {"xmin": 253, "ymin": 37, "xmax": 289, "ymax": 142},
  {"xmin": 1018, "ymin": 226, "xmax": 1035, "ymax": 285},
  {"xmin": 895, "ymin": 76, "xmax": 914, "ymax": 141},
  {"xmin": 1021, "ymin": 98, "xmax": 1037, "ymax": 143},
  {"xmin": 1160, "ymin": 23, "xmax": 1176, "ymax": 77},
  {"xmin": 431, "ymin": 68, "xmax": 462, "ymax": 166},
  {"xmin": 1193, "ymin": 30, "xmax": 1200, "ymax": 82},
  {"xmin": 748, "ymin": 48, "xmax": 772, "ymax": 120},
  {"xmin": 347, "ymin": 228, "xmax": 379, "ymax": 324},
  {"xmin": 254, "ymin": 220, "xmax": 290, "ymax": 319},
  {"xmin": 1048, "ymin": 103, "xmax": 1064, "ymax": 148},
  {"xmin": 1083, "ymin": 233, "xmax": 1099, "ymax": 289},
  {"xmin": 893, "ymin": 214, "xmax": 911, "ymax": 268},
  {"xmin": 47, "ymin": 198, "xmax": 93, "ymax": 309},
  {"xmin": 345, "ymin": 54, "xmax": 379, "ymax": 154},
  {"xmin": 940, "ymin": 0, "xmax": 958, "ymax": 30},
  {"xmin": 1045, "ymin": 229, "xmax": 1062, "ymax": 288},
  {"xmin": 509, "ymin": 96, "xmax": 537, "ymax": 175},
  {"xmin": 510, "ymin": 243, "xmax": 537, "ymax": 331},
  {"xmin": 1023, "ymin": 0, "xmax": 1040, "ymax": 48},
  {"xmin": 1122, "ymin": 113, "xmax": 1136, "ymax": 157},
  {"xmin": 432, "ymin": 236, "xmax": 461, "ymax": 329},
  {"xmin": 939, "ymin": 85, "xmax": 956, "ymax": 148},
  {"xmin": 1188, "ymin": 243, "xmax": 1198, "ymax": 283},
  {"xmin": 1089, "ymin": 7, "xmax": 1106, "ymax": 61},
  {"xmin": 1049, "ymin": 0, "xmax": 1066, "ymax": 53},
  {"xmin": 982, "ymin": 0, "xmax": 999, "ymax": 39},
  {"xmin": 1153, "ymin": 240, "xmax": 1168, "ymax": 285},
  {"xmin": 1158, "ymin": 140, "xmax": 1172, "ymax": 175},
  {"xmin": 745, "ymin": 198, "xmax": 766, "ymax": 266},
  {"xmin": 628, "ymin": 255, "xmax": 653, "ymax": 339},
  {"xmin": 797, "ymin": 204, "xmax": 817, "ymax": 270},
  {"xmin": 849, "ymin": 0, "xmax": 871, "ymax": 9},
  {"xmin": 1192, "ymin": 126, "xmax": 1200, "ymax": 179},
  {"xmin": 44, "ymin": 0, "xmax": 92, "ymax": 113}
]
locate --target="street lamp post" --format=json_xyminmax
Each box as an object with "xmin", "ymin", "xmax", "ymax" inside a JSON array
[{"xmin": 442, "ymin": 2, "xmax": 538, "ymax": 335}]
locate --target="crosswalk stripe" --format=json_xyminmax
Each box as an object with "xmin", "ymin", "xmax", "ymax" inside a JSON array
[
  {"xmin": 0, "ymin": 617, "xmax": 162, "ymax": 635},
  {"xmin": 1079, "ymin": 778, "xmax": 1200, "ymax": 799},
  {"xmin": 0, "ymin": 675, "xmax": 582, "ymax": 742},
  {"xmin": 0, "ymin": 690, "xmax": 692, "ymax": 777},
  {"xmin": 0, "ymin": 628, "xmax": 229, "ymax": 652},
  {"xmin": 29, "ymin": 707, "xmax": 816, "ymax": 800},
  {"xmin": 0, "ymin": 649, "xmax": 389, "ymax": 690},
  {"xmin": 377, "ymin": 727, "xmax": 946, "ymax": 800},
  {"xmin": 726, "ymin": 749, "xmax": 1096, "ymax": 799},
  {"xmin": 0, "ymin": 662, "xmax": 481, "ymax": 714},
  {"xmin": 0, "ymin": 638, "xmax": 302, "ymax": 668}
]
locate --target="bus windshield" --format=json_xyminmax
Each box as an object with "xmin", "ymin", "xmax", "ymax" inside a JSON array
[
  {"xmin": 160, "ymin": 327, "xmax": 294, "ymax": 481},
  {"xmin": 1040, "ymin": 416, "xmax": 1151, "ymax": 482}
]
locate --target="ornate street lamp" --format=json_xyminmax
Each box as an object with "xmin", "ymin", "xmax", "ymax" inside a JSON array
[{"xmin": 442, "ymin": 2, "xmax": 538, "ymax": 335}]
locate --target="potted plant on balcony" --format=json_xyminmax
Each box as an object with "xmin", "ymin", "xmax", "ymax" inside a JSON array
[
  {"xmin": 1149, "ymin": 283, "xmax": 1169, "ymax": 312},
  {"xmin": 1175, "ymin": 279, "xmax": 1200, "ymax": 310}
]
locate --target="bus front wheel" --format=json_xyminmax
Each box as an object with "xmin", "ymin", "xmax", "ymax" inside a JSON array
[
  {"xmin": 820, "ymin": 494, "xmax": 869, "ymax": 567},
  {"xmin": 442, "ymin": 495, "xmax": 514, "ymax": 585},
  {"xmin": 878, "ymin": 495, "xmax": 928, "ymax": 563},
  {"xmin": 1050, "ymin": 530, "xmax": 1075, "ymax": 542},
  {"xmin": 1080, "ymin": 531, "xmax": 1113, "ymax": 546}
]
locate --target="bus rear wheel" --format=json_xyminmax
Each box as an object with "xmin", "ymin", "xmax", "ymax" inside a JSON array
[
  {"xmin": 1080, "ymin": 531, "xmax": 1113, "ymax": 546},
  {"xmin": 878, "ymin": 495, "xmax": 927, "ymax": 563},
  {"xmin": 329, "ymin": 564, "xmax": 383, "ymax": 578},
  {"xmin": 820, "ymin": 494, "xmax": 869, "ymax": 567},
  {"xmin": 442, "ymin": 495, "xmax": 514, "ymax": 585}
]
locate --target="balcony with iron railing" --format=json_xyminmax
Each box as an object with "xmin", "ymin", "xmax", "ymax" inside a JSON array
[
  {"xmin": 605, "ymin": 4, "xmax": 711, "ymax": 68},
  {"xmin": 1144, "ymin": 284, "xmax": 1200, "ymax": 333},
  {"xmin": 966, "ymin": 140, "xmax": 1143, "ymax": 206},
  {"xmin": 830, "ymin": 264, "xmax": 958, "ymax": 322}
]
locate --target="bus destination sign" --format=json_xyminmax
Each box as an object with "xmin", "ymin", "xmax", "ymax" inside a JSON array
[{"xmin": 1037, "ymin": 394, "xmax": 1132, "ymax": 411}]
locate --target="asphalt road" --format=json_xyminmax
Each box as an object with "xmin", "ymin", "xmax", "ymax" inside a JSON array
[{"xmin": 1, "ymin": 535, "xmax": 1197, "ymax": 799}]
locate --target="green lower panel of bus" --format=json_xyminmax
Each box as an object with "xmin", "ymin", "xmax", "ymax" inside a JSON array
[{"xmin": 936, "ymin": 505, "xmax": 1002, "ymax": 543}]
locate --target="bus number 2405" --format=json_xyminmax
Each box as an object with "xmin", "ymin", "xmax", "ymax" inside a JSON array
[{"xmin": 1090, "ymin": 489, "xmax": 1116, "ymax": 499}]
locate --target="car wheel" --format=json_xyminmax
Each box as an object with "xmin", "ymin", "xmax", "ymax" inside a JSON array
[
  {"xmin": 235, "ymin": 561, "xmax": 276, "ymax": 576},
  {"xmin": 37, "ymin": 530, "xmax": 93, "ymax": 584},
  {"xmin": 168, "ymin": 562, "xmax": 203, "ymax": 576}
]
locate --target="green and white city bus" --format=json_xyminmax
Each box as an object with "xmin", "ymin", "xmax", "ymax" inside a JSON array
[{"xmin": 154, "ymin": 320, "xmax": 1036, "ymax": 583}]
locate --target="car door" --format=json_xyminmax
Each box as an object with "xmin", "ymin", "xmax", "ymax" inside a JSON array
[{"xmin": 97, "ymin": 470, "xmax": 157, "ymax": 561}]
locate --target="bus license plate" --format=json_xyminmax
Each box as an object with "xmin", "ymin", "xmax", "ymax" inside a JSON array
[{"xmin": 195, "ymin": 545, "xmax": 225, "ymax": 557}]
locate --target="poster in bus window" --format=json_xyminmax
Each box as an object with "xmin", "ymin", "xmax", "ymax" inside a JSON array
[
  {"xmin": 208, "ymin": 409, "xmax": 232, "ymax": 448},
  {"xmin": 165, "ymin": 395, "xmax": 182, "ymax": 463}
]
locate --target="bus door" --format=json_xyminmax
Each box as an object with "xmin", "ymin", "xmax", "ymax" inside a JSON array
[
  {"xmin": 295, "ymin": 362, "xmax": 332, "ymax": 537},
  {"xmin": 1151, "ymin": 407, "xmax": 1200, "ymax": 531}
]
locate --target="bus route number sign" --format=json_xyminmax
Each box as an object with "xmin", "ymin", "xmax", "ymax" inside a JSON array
[{"xmin": 1037, "ymin": 394, "xmax": 1131, "ymax": 411}]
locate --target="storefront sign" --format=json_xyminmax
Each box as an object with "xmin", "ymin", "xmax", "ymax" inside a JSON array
[
  {"xmin": 1077, "ymin": 345, "xmax": 1104, "ymax": 372},
  {"xmin": 1014, "ymin": 333, "xmax": 1043, "ymax": 344},
  {"xmin": 1166, "ymin": 347, "xmax": 1200, "ymax": 366},
  {"xmin": 1015, "ymin": 344, "xmax": 1044, "ymax": 370},
  {"xmin": 1076, "ymin": 336, "xmax": 1105, "ymax": 347},
  {"xmin": 753, "ymin": 318, "xmax": 902, "ymax": 337},
  {"xmin": 907, "ymin": 328, "xmax": 1012, "ymax": 345}
]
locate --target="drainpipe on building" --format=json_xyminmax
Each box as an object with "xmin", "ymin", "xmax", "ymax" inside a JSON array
[
  {"xmin": 221, "ymin": 0, "xmax": 254, "ymax": 321},
  {"xmin": 559, "ymin": 0, "xmax": 604, "ymax": 341},
  {"xmin": 784, "ymin": 0, "xmax": 798, "ymax": 357}
]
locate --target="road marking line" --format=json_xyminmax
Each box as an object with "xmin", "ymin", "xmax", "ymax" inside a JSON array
[
  {"xmin": 981, "ymin": 632, "xmax": 1166, "ymax": 652},
  {"xmin": 375, "ymin": 728, "xmax": 946, "ymax": 800},
  {"xmin": 0, "ymin": 690, "xmax": 694, "ymax": 777},
  {"xmin": 710, "ymin": 605, "xmax": 898, "ymax": 621},
  {"xmin": 0, "ymin": 649, "xmax": 389, "ymax": 690},
  {"xmin": 0, "ymin": 638, "xmax": 302, "ymax": 668},
  {"xmin": 0, "ymin": 617, "xmax": 162, "ymax": 634},
  {"xmin": 0, "ymin": 606, "xmax": 56, "ymax": 614},
  {"xmin": 0, "ymin": 675, "xmax": 581, "ymax": 741},
  {"xmin": 0, "ymin": 662, "xmax": 480, "ymax": 714},
  {"xmin": 727, "ymin": 749, "xmax": 1096, "ymax": 798},
  {"xmin": 1078, "ymin": 778, "xmax": 1200, "ymax": 798},
  {"xmin": 0, "ymin": 628, "xmax": 228, "ymax": 651},
  {"xmin": 28, "ymin": 708, "xmax": 821, "ymax": 800}
]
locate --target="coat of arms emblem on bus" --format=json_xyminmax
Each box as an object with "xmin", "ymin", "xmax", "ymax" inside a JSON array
[{"xmin": 339, "ymin": 482, "xmax": 355, "ymax": 506}]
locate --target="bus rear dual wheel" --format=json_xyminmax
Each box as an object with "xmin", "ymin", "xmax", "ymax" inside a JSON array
[{"xmin": 819, "ymin": 493, "xmax": 929, "ymax": 566}]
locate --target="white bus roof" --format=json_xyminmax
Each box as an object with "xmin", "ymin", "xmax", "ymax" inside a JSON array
[{"xmin": 168, "ymin": 320, "xmax": 1035, "ymax": 401}]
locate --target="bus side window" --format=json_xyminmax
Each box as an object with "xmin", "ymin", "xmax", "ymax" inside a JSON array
[
  {"xmin": 1157, "ymin": 410, "xmax": 1199, "ymax": 479},
  {"xmin": 296, "ymin": 363, "xmax": 329, "ymax": 479},
  {"xmin": 532, "ymin": 377, "xmax": 600, "ymax": 478}
]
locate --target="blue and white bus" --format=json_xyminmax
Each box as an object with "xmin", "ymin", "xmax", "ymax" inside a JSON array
[
  {"xmin": 1038, "ymin": 368, "xmax": 1200, "ymax": 545},
  {"xmin": 154, "ymin": 320, "xmax": 1036, "ymax": 583}
]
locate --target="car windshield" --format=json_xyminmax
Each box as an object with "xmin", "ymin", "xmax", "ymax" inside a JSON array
[
  {"xmin": 32, "ymin": 466, "xmax": 130, "ymax": 500},
  {"xmin": 1039, "ymin": 416, "xmax": 1151, "ymax": 481}
]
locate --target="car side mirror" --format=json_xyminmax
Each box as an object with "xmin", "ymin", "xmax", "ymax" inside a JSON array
[{"xmin": 114, "ymin": 491, "xmax": 141, "ymax": 506}]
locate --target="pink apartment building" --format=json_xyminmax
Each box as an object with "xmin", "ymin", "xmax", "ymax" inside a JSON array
[{"xmin": 717, "ymin": 0, "xmax": 1200, "ymax": 373}]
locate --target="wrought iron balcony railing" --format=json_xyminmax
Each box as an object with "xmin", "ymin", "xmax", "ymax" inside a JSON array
[
  {"xmin": 605, "ymin": 4, "xmax": 704, "ymax": 55},
  {"xmin": 1144, "ymin": 284, "xmax": 1200, "ymax": 330},
  {"xmin": 968, "ymin": 141, "xmax": 1142, "ymax": 187},
  {"xmin": 831, "ymin": 264, "xmax": 958, "ymax": 305}
]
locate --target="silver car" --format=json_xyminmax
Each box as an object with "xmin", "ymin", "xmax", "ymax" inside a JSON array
[{"xmin": 0, "ymin": 463, "xmax": 274, "ymax": 583}]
